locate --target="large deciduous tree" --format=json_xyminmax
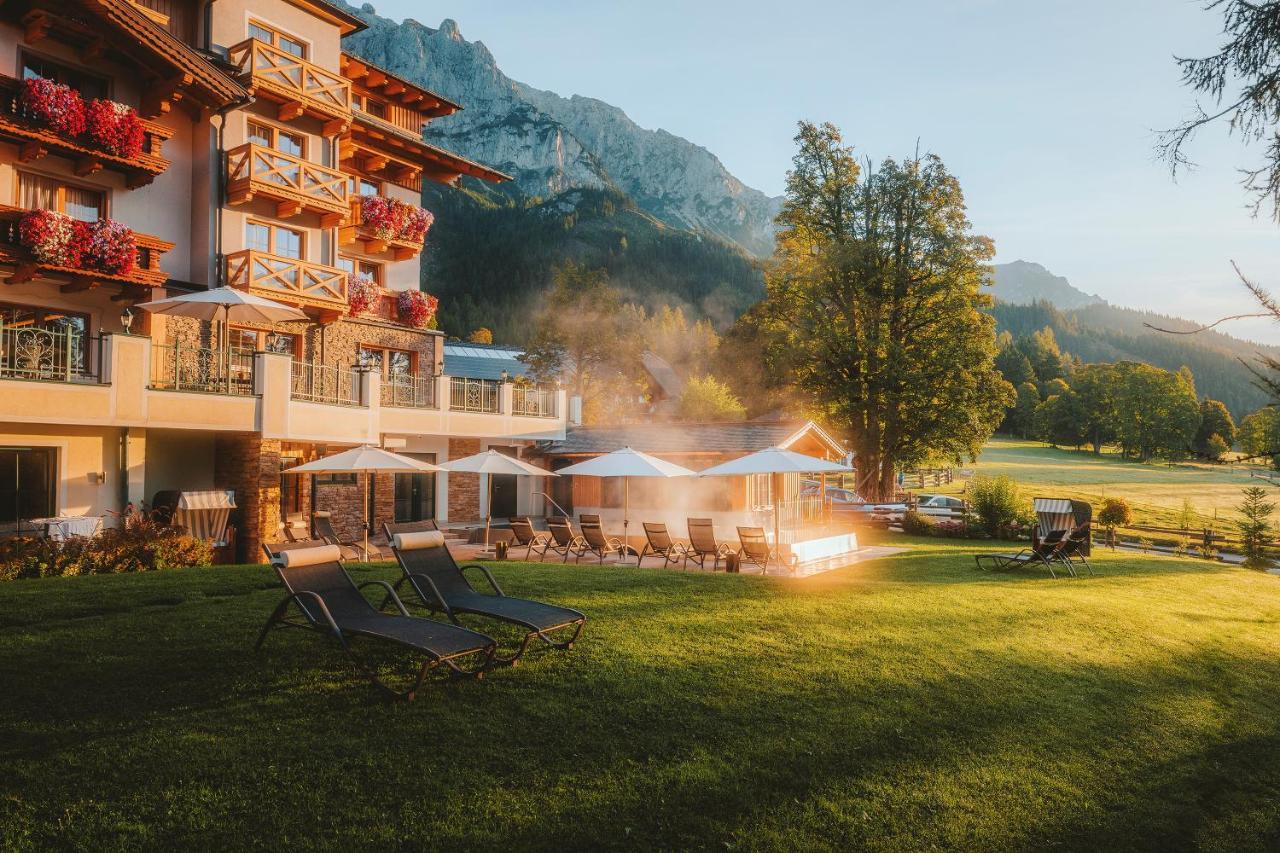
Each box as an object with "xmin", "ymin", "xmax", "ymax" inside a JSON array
[
  {"xmin": 1112, "ymin": 362, "xmax": 1201, "ymax": 460},
  {"xmin": 761, "ymin": 122, "xmax": 1012, "ymax": 500}
]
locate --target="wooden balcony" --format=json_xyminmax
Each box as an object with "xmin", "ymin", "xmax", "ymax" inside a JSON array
[
  {"xmin": 338, "ymin": 198, "xmax": 426, "ymax": 261},
  {"xmin": 0, "ymin": 75, "xmax": 172, "ymax": 188},
  {"xmin": 225, "ymin": 142, "xmax": 349, "ymax": 223},
  {"xmin": 225, "ymin": 250, "xmax": 347, "ymax": 313},
  {"xmin": 228, "ymin": 39, "xmax": 352, "ymax": 132},
  {"xmin": 0, "ymin": 205, "xmax": 172, "ymax": 292}
]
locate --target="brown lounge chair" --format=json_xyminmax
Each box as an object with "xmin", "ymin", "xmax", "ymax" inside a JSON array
[
  {"xmin": 255, "ymin": 543, "xmax": 496, "ymax": 701},
  {"xmin": 736, "ymin": 526, "xmax": 775, "ymax": 575},
  {"xmin": 543, "ymin": 516, "xmax": 587, "ymax": 562},
  {"xmin": 974, "ymin": 529, "xmax": 1069, "ymax": 578},
  {"xmin": 578, "ymin": 521, "xmax": 625, "ymax": 564},
  {"xmin": 685, "ymin": 518, "xmax": 733, "ymax": 571},
  {"xmin": 385, "ymin": 525, "xmax": 586, "ymax": 664},
  {"xmin": 510, "ymin": 516, "xmax": 553, "ymax": 561},
  {"xmin": 640, "ymin": 522, "xmax": 688, "ymax": 568}
]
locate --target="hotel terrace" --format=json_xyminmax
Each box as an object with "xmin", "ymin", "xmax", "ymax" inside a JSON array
[{"xmin": 0, "ymin": 0, "xmax": 567, "ymax": 561}]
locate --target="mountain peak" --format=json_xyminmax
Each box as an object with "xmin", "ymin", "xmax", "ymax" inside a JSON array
[
  {"xmin": 991, "ymin": 261, "xmax": 1105, "ymax": 310},
  {"xmin": 437, "ymin": 18, "xmax": 463, "ymax": 40}
]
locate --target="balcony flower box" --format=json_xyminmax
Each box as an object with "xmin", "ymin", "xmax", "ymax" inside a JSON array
[
  {"xmin": 396, "ymin": 290, "xmax": 438, "ymax": 329},
  {"xmin": 18, "ymin": 77, "xmax": 145, "ymax": 159},
  {"xmin": 358, "ymin": 195, "xmax": 434, "ymax": 243},
  {"xmin": 18, "ymin": 210, "xmax": 136, "ymax": 275},
  {"xmin": 346, "ymin": 272, "xmax": 380, "ymax": 316}
]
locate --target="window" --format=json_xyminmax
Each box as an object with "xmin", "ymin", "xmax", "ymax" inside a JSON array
[
  {"xmin": 315, "ymin": 473, "xmax": 357, "ymax": 486},
  {"xmin": 20, "ymin": 53, "xmax": 108, "ymax": 100},
  {"xmin": 17, "ymin": 173, "xmax": 104, "ymax": 222},
  {"xmin": 746, "ymin": 473, "xmax": 773, "ymax": 511},
  {"xmin": 359, "ymin": 345, "xmax": 414, "ymax": 378},
  {"xmin": 228, "ymin": 328, "xmax": 299, "ymax": 357},
  {"xmin": 337, "ymin": 256, "xmax": 382, "ymax": 284},
  {"xmin": 348, "ymin": 176, "xmax": 380, "ymax": 197},
  {"xmin": 0, "ymin": 447, "xmax": 54, "ymax": 531},
  {"xmin": 248, "ymin": 21, "xmax": 307, "ymax": 58},
  {"xmin": 246, "ymin": 120, "xmax": 304, "ymax": 157},
  {"xmin": 245, "ymin": 222, "xmax": 303, "ymax": 259},
  {"xmin": 353, "ymin": 94, "xmax": 385, "ymax": 118}
]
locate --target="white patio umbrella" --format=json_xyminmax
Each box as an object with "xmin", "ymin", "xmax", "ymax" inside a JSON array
[
  {"xmin": 286, "ymin": 445, "xmax": 441, "ymax": 560},
  {"xmin": 136, "ymin": 287, "xmax": 307, "ymax": 386},
  {"xmin": 698, "ymin": 447, "xmax": 852, "ymax": 554},
  {"xmin": 439, "ymin": 449, "xmax": 557, "ymax": 546},
  {"xmin": 555, "ymin": 447, "xmax": 696, "ymax": 563}
]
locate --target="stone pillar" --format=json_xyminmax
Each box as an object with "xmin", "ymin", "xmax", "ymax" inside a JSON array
[
  {"xmin": 446, "ymin": 437, "xmax": 481, "ymax": 523},
  {"xmin": 214, "ymin": 433, "xmax": 281, "ymax": 564}
]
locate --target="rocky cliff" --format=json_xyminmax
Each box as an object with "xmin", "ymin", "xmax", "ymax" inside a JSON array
[{"xmin": 341, "ymin": 6, "xmax": 781, "ymax": 256}]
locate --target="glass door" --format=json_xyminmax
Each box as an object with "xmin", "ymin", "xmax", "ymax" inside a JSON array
[{"xmin": 0, "ymin": 447, "xmax": 54, "ymax": 531}]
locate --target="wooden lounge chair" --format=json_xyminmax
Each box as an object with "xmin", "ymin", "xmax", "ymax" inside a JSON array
[
  {"xmin": 255, "ymin": 544, "xmax": 496, "ymax": 701},
  {"xmin": 640, "ymin": 522, "xmax": 688, "ymax": 568},
  {"xmin": 736, "ymin": 526, "xmax": 775, "ymax": 575},
  {"xmin": 685, "ymin": 518, "xmax": 733, "ymax": 571},
  {"xmin": 974, "ymin": 529, "xmax": 1069, "ymax": 578},
  {"xmin": 543, "ymin": 516, "xmax": 587, "ymax": 562},
  {"xmin": 510, "ymin": 516, "xmax": 553, "ymax": 561},
  {"xmin": 578, "ymin": 521, "xmax": 625, "ymax": 564},
  {"xmin": 385, "ymin": 526, "xmax": 586, "ymax": 664}
]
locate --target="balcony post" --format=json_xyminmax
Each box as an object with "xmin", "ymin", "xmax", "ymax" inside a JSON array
[
  {"xmin": 257, "ymin": 351, "xmax": 292, "ymax": 439},
  {"xmin": 500, "ymin": 379, "xmax": 513, "ymax": 416}
]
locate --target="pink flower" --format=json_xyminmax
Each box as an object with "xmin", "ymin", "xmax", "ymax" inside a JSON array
[
  {"xmin": 346, "ymin": 272, "xmax": 380, "ymax": 315},
  {"xmin": 19, "ymin": 77, "xmax": 86, "ymax": 137},
  {"xmin": 396, "ymin": 290, "xmax": 438, "ymax": 328}
]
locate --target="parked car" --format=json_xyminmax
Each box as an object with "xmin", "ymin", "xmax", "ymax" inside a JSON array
[{"xmin": 915, "ymin": 495, "xmax": 967, "ymax": 519}]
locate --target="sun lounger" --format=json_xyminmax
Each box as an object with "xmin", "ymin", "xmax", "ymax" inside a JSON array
[
  {"xmin": 685, "ymin": 518, "xmax": 733, "ymax": 571},
  {"xmin": 640, "ymin": 522, "xmax": 688, "ymax": 568},
  {"xmin": 1054, "ymin": 528, "xmax": 1093, "ymax": 577},
  {"xmin": 255, "ymin": 544, "xmax": 496, "ymax": 701},
  {"xmin": 578, "ymin": 520, "xmax": 625, "ymax": 564},
  {"xmin": 736, "ymin": 526, "xmax": 775, "ymax": 575},
  {"xmin": 543, "ymin": 516, "xmax": 588, "ymax": 562},
  {"xmin": 510, "ymin": 516, "xmax": 553, "ymax": 561},
  {"xmin": 385, "ymin": 526, "xmax": 585, "ymax": 664},
  {"xmin": 974, "ymin": 529, "xmax": 1069, "ymax": 578}
]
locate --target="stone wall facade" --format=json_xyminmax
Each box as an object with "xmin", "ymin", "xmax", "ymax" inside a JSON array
[
  {"xmin": 447, "ymin": 437, "xmax": 481, "ymax": 521},
  {"xmin": 310, "ymin": 471, "xmax": 398, "ymax": 542},
  {"xmin": 213, "ymin": 433, "xmax": 281, "ymax": 564}
]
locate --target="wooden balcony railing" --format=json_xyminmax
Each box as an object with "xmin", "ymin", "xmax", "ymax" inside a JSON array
[
  {"xmin": 225, "ymin": 142, "xmax": 349, "ymax": 222},
  {"xmin": 225, "ymin": 250, "xmax": 347, "ymax": 312},
  {"xmin": 0, "ymin": 206, "xmax": 172, "ymax": 289},
  {"xmin": 0, "ymin": 75, "xmax": 172, "ymax": 188},
  {"xmin": 228, "ymin": 39, "xmax": 352, "ymax": 130}
]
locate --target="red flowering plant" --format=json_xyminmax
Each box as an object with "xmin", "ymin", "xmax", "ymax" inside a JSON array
[
  {"xmin": 83, "ymin": 219, "xmax": 137, "ymax": 275},
  {"xmin": 346, "ymin": 272, "xmax": 380, "ymax": 316},
  {"xmin": 360, "ymin": 195, "xmax": 433, "ymax": 243},
  {"xmin": 18, "ymin": 210, "xmax": 84, "ymax": 266},
  {"xmin": 85, "ymin": 99, "xmax": 145, "ymax": 159},
  {"xmin": 19, "ymin": 77, "xmax": 86, "ymax": 137},
  {"xmin": 396, "ymin": 290, "xmax": 438, "ymax": 328}
]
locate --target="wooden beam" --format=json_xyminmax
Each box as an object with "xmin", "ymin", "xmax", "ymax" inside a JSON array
[
  {"xmin": 276, "ymin": 199, "xmax": 303, "ymax": 219},
  {"xmin": 110, "ymin": 289, "xmax": 141, "ymax": 302},
  {"xmin": 401, "ymin": 91, "xmax": 423, "ymax": 105},
  {"xmin": 81, "ymin": 37, "xmax": 106, "ymax": 62},
  {"xmin": 7, "ymin": 262, "xmax": 37, "ymax": 284},
  {"xmin": 365, "ymin": 70, "xmax": 386, "ymax": 88},
  {"xmin": 365, "ymin": 238, "xmax": 388, "ymax": 255},
  {"xmin": 126, "ymin": 171, "xmax": 156, "ymax": 190},
  {"xmin": 364, "ymin": 154, "xmax": 389, "ymax": 172},
  {"xmin": 321, "ymin": 117, "xmax": 348, "ymax": 137},
  {"xmin": 277, "ymin": 101, "xmax": 305, "ymax": 122},
  {"xmin": 74, "ymin": 157, "xmax": 104, "ymax": 177},
  {"xmin": 60, "ymin": 278, "xmax": 96, "ymax": 293},
  {"xmin": 227, "ymin": 188, "xmax": 253, "ymax": 206},
  {"xmin": 319, "ymin": 211, "xmax": 343, "ymax": 229},
  {"xmin": 18, "ymin": 141, "xmax": 47, "ymax": 163},
  {"xmin": 142, "ymin": 73, "xmax": 193, "ymax": 118},
  {"xmin": 383, "ymin": 80, "xmax": 405, "ymax": 96},
  {"xmin": 342, "ymin": 57, "xmax": 367, "ymax": 80},
  {"xmin": 22, "ymin": 10, "xmax": 50, "ymax": 44},
  {"xmin": 393, "ymin": 246, "xmax": 416, "ymax": 262},
  {"xmin": 392, "ymin": 164, "xmax": 420, "ymax": 183}
]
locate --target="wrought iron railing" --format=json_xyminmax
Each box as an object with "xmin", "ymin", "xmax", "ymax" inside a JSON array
[
  {"xmin": 449, "ymin": 376, "xmax": 501, "ymax": 413},
  {"xmin": 150, "ymin": 342, "xmax": 255, "ymax": 395},
  {"xmin": 291, "ymin": 360, "xmax": 361, "ymax": 406},
  {"xmin": 0, "ymin": 322, "xmax": 100, "ymax": 383},
  {"xmin": 512, "ymin": 384, "xmax": 557, "ymax": 418},
  {"xmin": 382, "ymin": 373, "xmax": 437, "ymax": 409}
]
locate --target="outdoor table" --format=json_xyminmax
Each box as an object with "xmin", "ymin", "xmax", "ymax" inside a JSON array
[{"xmin": 30, "ymin": 516, "xmax": 102, "ymax": 541}]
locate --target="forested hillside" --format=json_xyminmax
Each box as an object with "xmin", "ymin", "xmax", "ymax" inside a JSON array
[
  {"xmin": 989, "ymin": 301, "xmax": 1279, "ymax": 417},
  {"xmin": 422, "ymin": 180, "xmax": 765, "ymax": 342}
]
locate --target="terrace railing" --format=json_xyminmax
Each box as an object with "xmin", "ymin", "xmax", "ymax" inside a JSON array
[
  {"xmin": 381, "ymin": 372, "xmax": 437, "ymax": 409},
  {"xmin": 512, "ymin": 384, "xmax": 557, "ymax": 418},
  {"xmin": 150, "ymin": 342, "xmax": 255, "ymax": 395},
  {"xmin": 449, "ymin": 376, "xmax": 501, "ymax": 414},
  {"xmin": 225, "ymin": 250, "xmax": 347, "ymax": 312},
  {"xmin": 225, "ymin": 142, "xmax": 349, "ymax": 218},
  {"xmin": 291, "ymin": 360, "xmax": 360, "ymax": 406},
  {"xmin": 228, "ymin": 38, "xmax": 352, "ymax": 125},
  {"xmin": 0, "ymin": 322, "xmax": 100, "ymax": 383}
]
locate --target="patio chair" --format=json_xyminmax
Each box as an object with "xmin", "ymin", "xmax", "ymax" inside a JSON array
[
  {"xmin": 543, "ymin": 516, "xmax": 588, "ymax": 562},
  {"xmin": 736, "ymin": 526, "xmax": 775, "ymax": 575},
  {"xmin": 510, "ymin": 516, "xmax": 553, "ymax": 561},
  {"xmin": 384, "ymin": 520, "xmax": 439, "ymax": 537},
  {"xmin": 974, "ymin": 529, "xmax": 1069, "ymax": 578},
  {"xmin": 578, "ymin": 521, "xmax": 625, "ymax": 564},
  {"xmin": 1053, "ymin": 528, "xmax": 1093, "ymax": 577},
  {"xmin": 685, "ymin": 518, "xmax": 733, "ymax": 571},
  {"xmin": 579, "ymin": 513, "xmax": 601, "ymax": 527},
  {"xmin": 385, "ymin": 527, "xmax": 585, "ymax": 664},
  {"xmin": 255, "ymin": 544, "xmax": 496, "ymax": 701},
  {"xmin": 312, "ymin": 514, "xmax": 363, "ymax": 561},
  {"xmin": 639, "ymin": 522, "xmax": 688, "ymax": 568},
  {"xmin": 261, "ymin": 540, "xmax": 331, "ymax": 562}
]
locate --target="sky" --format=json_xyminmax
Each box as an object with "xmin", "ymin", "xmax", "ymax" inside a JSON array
[{"xmin": 372, "ymin": 0, "xmax": 1280, "ymax": 344}]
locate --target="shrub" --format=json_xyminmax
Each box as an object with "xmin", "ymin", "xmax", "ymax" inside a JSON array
[
  {"xmin": 902, "ymin": 509, "xmax": 936, "ymax": 536},
  {"xmin": 0, "ymin": 516, "xmax": 212, "ymax": 581},
  {"xmin": 967, "ymin": 475, "xmax": 1022, "ymax": 538},
  {"xmin": 933, "ymin": 519, "xmax": 968, "ymax": 539},
  {"xmin": 1204, "ymin": 433, "xmax": 1230, "ymax": 462},
  {"xmin": 1097, "ymin": 497, "xmax": 1133, "ymax": 532}
]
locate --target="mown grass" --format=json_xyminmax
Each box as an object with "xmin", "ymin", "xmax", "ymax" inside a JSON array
[
  {"xmin": 4, "ymin": 543, "xmax": 1280, "ymax": 850},
  {"xmin": 948, "ymin": 438, "xmax": 1270, "ymax": 529}
]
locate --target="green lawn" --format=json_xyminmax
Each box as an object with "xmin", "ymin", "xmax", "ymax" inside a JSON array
[
  {"xmin": 950, "ymin": 437, "xmax": 1272, "ymax": 529},
  {"xmin": 5, "ymin": 545, "xmax": 1280, "ymax": 850}
]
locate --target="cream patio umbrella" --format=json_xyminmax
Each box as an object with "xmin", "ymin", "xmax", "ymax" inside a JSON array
[
  {"xmin": 698, "ymin": 447, "xmax": 852, "ymax": 556},
  {"xmin": 439, "ymin": 449, "xmax": 557, "ymax": 547},
  {"xmin": 286, "ymin": 445, "xmax": 441, "ymax": 560},
  {"xmin": 136, "ymin": 287, "xmax": 307, "ymax": 389},
  {"xmin": 554, "ymin": 447, "xmax": 697, "ymax": 564}
]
